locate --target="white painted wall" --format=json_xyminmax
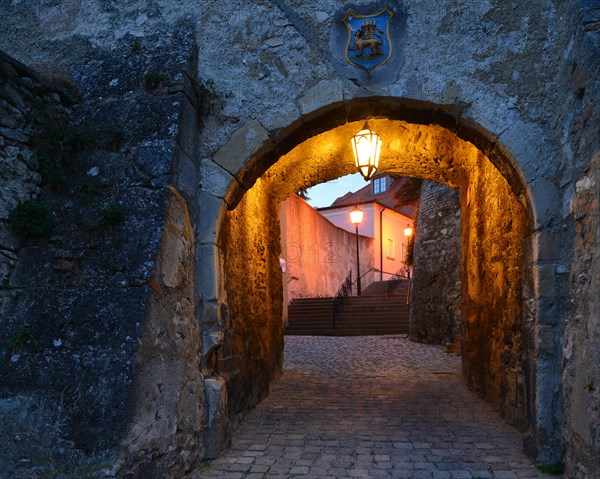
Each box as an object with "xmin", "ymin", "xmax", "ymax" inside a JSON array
[
  {"xmin": 321, "ymin": 203, "xmax": 414, "ymax": 280},
  {"xmin": 320, "ymin": 204, "xmax": 377, "ymax": 238}
]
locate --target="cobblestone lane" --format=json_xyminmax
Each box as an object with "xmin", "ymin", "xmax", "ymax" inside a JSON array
[{"xmin": 188, "ymin": 336, "xmax": 557, "ymax": 479}]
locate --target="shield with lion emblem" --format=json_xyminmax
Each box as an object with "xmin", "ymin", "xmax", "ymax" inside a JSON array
[{"xmin": 343, "ymin": 7, "xmax": 394, "ymax": 72}]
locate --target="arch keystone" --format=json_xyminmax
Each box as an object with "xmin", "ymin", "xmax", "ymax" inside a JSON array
[{"xmin": 296, "ymin": 79, "xmax": 344, "ymax": 117}]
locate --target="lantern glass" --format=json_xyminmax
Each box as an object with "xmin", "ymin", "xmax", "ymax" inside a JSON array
[
  {"xmin": 349, "ymin": 207, "xmax": 364, "ymax": 225},
  {"xmin": 351, "ymin": 128, "xmax": 382, "ymax": 181},
  {"xmin": 404, "ymin": 226, "xmax": 414, "ymax": 237}
]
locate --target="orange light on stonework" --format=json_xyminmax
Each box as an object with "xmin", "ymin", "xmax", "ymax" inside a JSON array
[
  {"xmin": 404, "ymin": 226, "xmax": 414, "ymax": 237},
  {"xmin": 349, "ymin": 206, "xmax": 364, "ymax": 225},
  {"xmin": 351, "ymin": 126, "xmax": 382, "ymax": 181}
]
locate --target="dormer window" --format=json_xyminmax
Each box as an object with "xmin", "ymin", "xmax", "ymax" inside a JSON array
[{"xmin": 373, "ymin": 176, "xmax": 387, "ymax": 194}]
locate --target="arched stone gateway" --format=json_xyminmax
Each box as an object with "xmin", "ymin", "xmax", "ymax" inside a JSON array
[
  {"xmin": 195, "ymin": 97, "xmax": 557, "ymax": 469},
  {"xmin": 0, "ymin": 1, "xmax": 597, "ymax": 478}
]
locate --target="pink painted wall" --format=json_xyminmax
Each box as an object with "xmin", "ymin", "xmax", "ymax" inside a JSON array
[{"xmin": 280, "ymin": 195, "xmax": 374, "ymax": 309}]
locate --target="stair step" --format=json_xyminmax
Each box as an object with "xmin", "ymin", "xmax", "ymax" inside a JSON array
[
  {"xmin": 287, "ymin": 292, "xmax": 411, "ymax": 336},
  {"xmin": 286, "ymin": 330, "xmax": 409, "ymax": 336}
]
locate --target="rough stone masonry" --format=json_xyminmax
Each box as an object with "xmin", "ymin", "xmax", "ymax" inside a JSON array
[{"xmin": 0, "ymin": 1, "xmax": 598, "ymax": 478}]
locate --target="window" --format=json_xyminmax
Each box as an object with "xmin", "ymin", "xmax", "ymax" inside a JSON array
[
  {"xmin": 373, "ymin": 176, "xmax": 386, "ymax": 194},
  {"xmin": 387, "ymin": 238, "xmax": 395, "ymax": 259}
]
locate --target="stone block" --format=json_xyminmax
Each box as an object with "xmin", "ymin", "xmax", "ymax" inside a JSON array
[
  {"xmin": 159, "ymin": 227, "xmax": 187, "ymax": 288},
  {"xmin": 501, "ymin": 123, "xmax": 551, "ymax": 176},
  {"xmin": 404, "ymin": 77, "xmax": 424, "ymax": 100},
  {"xmin": 534, "ymin": 231, "xmax": 559, "ymax": 261},
  {"xmin": 172, "ymin": 149, "xmax": 197, "ymax": 199},
  {"xmin": 256, "ymin": 100, "xmax": 301, "ymax": 134},
  {"xmin": 212, "ymin": 119, "xmax": 271, "ymax": 177},
  {"xmin": 197, "ymin": 191, "xmax": 225, "ymax": 245},
  {"xmin": 296, "ymin": 79, "xmax": 343, "ymax": 116},
  {"xmin": 196, "ymin": 242, "xmax": 219, "ymax": 302},
  {"xmin": 536, "ymin": 263, "xmax": 556, "ymax": 298},
  {"xmin": 202, "ymin": 330, "xmax": 224, "ymax": 375},
  {"xmin": 204, "ymin": 376, "xmax": 228, "ymax": 459},
  {"xmin": 537, "ymin": 324, "xmax": 561, "ymax": 359},
  {"xmin": 529, "ymin": 178, "xmax": 560, "ymax": 229},
  {"xmin": 223, "ymin": 179, "xmax": 247, "ymax": 210},
  {"xmin": 562, "ymin": 183, "xmax": 574, "ymax": 219},
  {"xmin": 0, "ymin": 103, "xmax": 24, "ymax": 129},
  {"xmin": 201, "ymin": 299, "xmax": 221, "ymax": 332},
  {"xmin": 0, "ymin": 82, "xmax": 26, "ymax": 111},
  {"xmin": 200, "ymin": 159, "xmax": 234, "ymax": 199},
  {"xmin": 0, "ymin": 127, "xmax": 29, "ymax": 143},
  {"xmin": 175, "ymin": 95, "xmax": 198, "ymax": 157}
]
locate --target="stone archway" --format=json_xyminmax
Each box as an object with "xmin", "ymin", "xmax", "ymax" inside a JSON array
[{"xmin": 197, "ymin": 97, "xmax": 557, "ymax": 464}]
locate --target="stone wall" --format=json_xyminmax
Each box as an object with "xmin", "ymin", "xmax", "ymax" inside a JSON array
[
  {"xmin": 462, "ymin": 152, "xmax": 530, "ymax": 431},
  {"xmin": 281, "ymin": 194, "xmax": 375, "ymax": 301},
  {"xmin": 0, "ymin": 51, "xmax": 71, "ymax": 289},
  {"xmin": 0, "ymin": 1, "xmax": 599, "ymax": 478},
  {"xmin": 554, "ymin": 3, "xmax": 600, "ymax": 476},
  {"xmin": 0, "ymin": 3, "xmax": 204, "ymax": 476},
  {"xmin": 118, "ymin": 188, "xmax": 204, "ymax": 477},
  {"xmin": 561, "ymin": 158, "xmax": 599, "ymax": 476},
  {"xmin": 219, "ymin": 180, "xmax": 284, "ymax": 443},
  {"xmin": 410, "ymin": 181, "xmax": 461, "ymax": 344}
]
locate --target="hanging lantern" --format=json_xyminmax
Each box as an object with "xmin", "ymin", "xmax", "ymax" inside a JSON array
[{"xmin": 351, "ymin": 126, "xmax": 382, "ymax": 181}]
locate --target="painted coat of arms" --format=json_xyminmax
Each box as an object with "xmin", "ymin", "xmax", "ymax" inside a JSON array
[{"xmin": 343, "ymin": 7, "xmax": 394, "ymax": 72}]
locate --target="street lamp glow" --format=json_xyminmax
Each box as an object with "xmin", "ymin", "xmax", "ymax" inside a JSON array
[
  {"xmin": 351, "ymin": 127, "xmax": 382, "ymax": 181},
  {"xmin": 349, "ymin": 206, "xmax": 364, "ymax": 296},
  {"xmin": 349, "ymin": 206, "xmax": 364, "ymax": 225},
  {"xmin": 404, "ymin": 226, "xmax": 414, "ymax": 237}
]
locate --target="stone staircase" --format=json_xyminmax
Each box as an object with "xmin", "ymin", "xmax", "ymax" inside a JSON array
[
  {"xmin": 361, "ymin": 278, "xmax": 407, "ymax": 296},
  {"xmin": 286, "ymin": 280, "xmax": 411, "ymax": 336}
]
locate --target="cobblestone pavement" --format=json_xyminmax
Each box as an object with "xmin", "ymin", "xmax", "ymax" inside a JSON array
[{"xmin": 188, "ymin": 336, "xmax": 558, "ymax": 479}]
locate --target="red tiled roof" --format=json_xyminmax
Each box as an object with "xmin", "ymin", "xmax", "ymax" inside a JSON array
[{"xmin": 320, "ymin": 175, "xmax": 418, "ymax": 219}]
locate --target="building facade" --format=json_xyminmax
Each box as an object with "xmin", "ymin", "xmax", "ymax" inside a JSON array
[{"xmin": 319, "ymin": 175, "xmax": 416, "ymax": 280}]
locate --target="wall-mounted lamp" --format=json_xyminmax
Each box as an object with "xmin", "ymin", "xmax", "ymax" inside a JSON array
[
  {"xmin": 351, "ymin": 124, "xmax": 382, "ymax": 181},
  {"xmin": 404, "ymin": 226, "xmax": 414, "ymax": 237}
]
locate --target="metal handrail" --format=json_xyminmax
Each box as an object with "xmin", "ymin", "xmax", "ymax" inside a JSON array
[
  {"xmin": 387, "ymin": 266, "xmax": 409, "ymax": 296},
  {"xmin": 445, "ymin": 292, "xmax": 461, "ymax": 339},
  {"xmin": 354, "ymin": 267, "xmax": 410, "ymax": 285},
  {"xmin": 332, "ymin": 270, "xmax": 352, "ymax": 328},
  {"xmin": 389, "ymin": 266, "xmax": 410, "ymax": 280},
  {"xmin": 355, "ymin": 266, "xmax": 378, "ymax": 284}
]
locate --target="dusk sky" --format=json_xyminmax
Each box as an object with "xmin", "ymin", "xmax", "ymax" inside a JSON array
[{"xmin": 306, "ymin": 173, "xmax": 368, "ymax": 208}]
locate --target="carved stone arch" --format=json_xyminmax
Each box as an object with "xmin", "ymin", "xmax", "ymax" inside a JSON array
[{"xmin": 197, "ymin": 96, "xmax": 562, "ymax": 465}]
